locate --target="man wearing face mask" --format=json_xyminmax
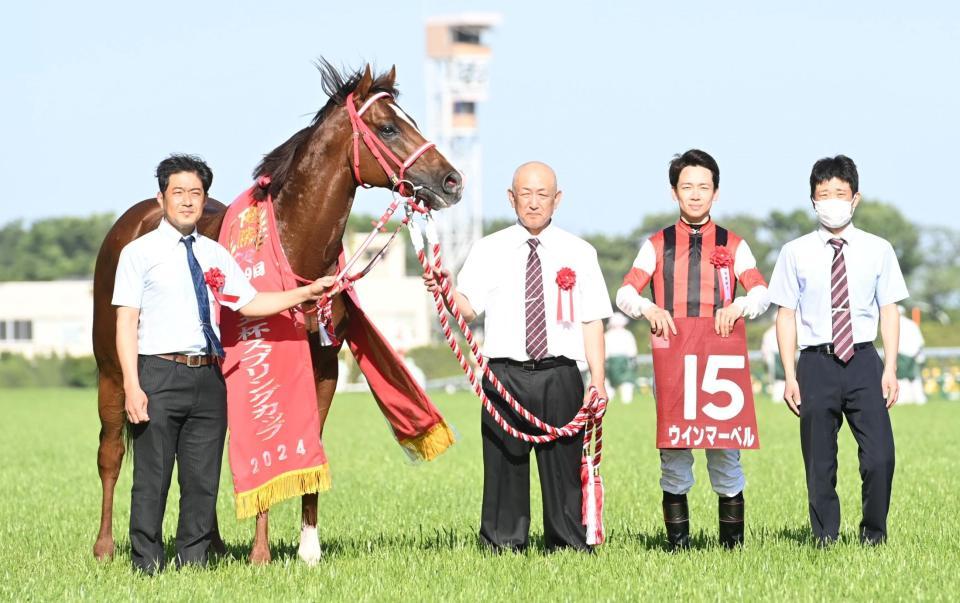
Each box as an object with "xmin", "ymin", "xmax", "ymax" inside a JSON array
[{"xmin": 768, "ymin": 155, "xmax": 907, "ymax": 547}]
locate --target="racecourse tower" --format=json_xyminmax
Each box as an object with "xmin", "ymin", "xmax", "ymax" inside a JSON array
[{"xmin": 425, "ymin": 13, "xmax": 500, "ymax": 271}]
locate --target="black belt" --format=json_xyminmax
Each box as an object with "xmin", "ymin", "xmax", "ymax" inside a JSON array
[
  {"xmin": 802, "ymin": 342, "xmax": 874, "ymax": 357},
  {"xmin": 487, "ymin": 356, "xmax": 577, "ymax": 371}
]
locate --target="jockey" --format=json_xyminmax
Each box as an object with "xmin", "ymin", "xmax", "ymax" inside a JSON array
[{"xmin": 616, "ymin": 149, "xmax": 770, "ymax": 550}]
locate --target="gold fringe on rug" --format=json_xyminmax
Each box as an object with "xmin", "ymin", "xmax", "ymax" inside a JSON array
[
  {"xmin": 399, "ymin": 420, "xmax": 456, "ymax": 462},
  {"xmin": 234, "ymin": 464, "xmax": 331, "ymax": 519}
]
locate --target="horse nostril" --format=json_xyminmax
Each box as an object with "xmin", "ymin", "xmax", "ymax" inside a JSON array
[{"xmin": 442, "ymin": 171, "xmax": 462, "ymax": 194}]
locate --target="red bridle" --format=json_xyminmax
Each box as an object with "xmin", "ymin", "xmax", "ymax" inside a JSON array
[{"xmin": 346, "ymin": 91, "xmax": 436, "ymax": 197}]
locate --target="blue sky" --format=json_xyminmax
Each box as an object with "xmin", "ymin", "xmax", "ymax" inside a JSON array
[{"xmin": 2, "ymin": 0, "xmax": 957, "ymax": 235}]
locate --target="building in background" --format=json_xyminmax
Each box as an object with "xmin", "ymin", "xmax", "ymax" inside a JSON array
[
  {"xmin": 346, "ymin": 232, "xmax": 433, "ymax": 351},
  {"xmin": 425, "ymin": 13, "xmax": 500, "ymax": 272},
  {"xmin": 0, "ymin": 280, "xmax": 94, "ymax": 357}
]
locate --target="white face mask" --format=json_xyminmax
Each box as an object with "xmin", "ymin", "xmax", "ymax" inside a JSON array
[{"xmin": 814, "ymin": 198, "xmax": 854, "ymax": 229}]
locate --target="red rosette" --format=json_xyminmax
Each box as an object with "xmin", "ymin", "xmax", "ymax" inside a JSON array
[
  {"xmin": 555, "ymin": 267, "xmax": 577, "ymax": 322},
  {"xmin": 556, "ymin": 267, "xmax": 577, "ymax": 290},
  {"xmin": 204, "ymin": 267, "xmax": 226, "ymax": 290},
  {"xmin": 204, "ymin": 267, "xmax": 239, "ymax": 310},
  {"xmin": 710, "ymin": 246, "xmax": 734, "ymax": 268}
]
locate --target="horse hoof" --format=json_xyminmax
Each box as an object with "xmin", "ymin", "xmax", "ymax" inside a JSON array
[
  {"xmin": 298, "ymin": 526, "xmax": 322, "ymax": 566},
  {"xmin": 248, "ymin": 547, "xmax": 271, "ymax": 565},
  {"xmin": 93, "ymin": 537, "xmax": 115, "ymax": 561}
]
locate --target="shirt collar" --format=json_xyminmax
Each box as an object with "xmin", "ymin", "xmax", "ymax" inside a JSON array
[
  {"xmin": 816, "ymin": 222, "xmax": 858, "ymax": 245},
  {"xmin": 511, "ymin": 220, "xmax": 557, "ymax": 248},
  {"xmin": 157, "ymin": 218, "xmax": 200, "ymax": 250},
  {"xmin": 675, "ymin": 216, "xmax": 714, "ymax": 235}
]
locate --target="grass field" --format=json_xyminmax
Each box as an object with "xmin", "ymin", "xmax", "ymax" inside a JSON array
[{"xmin": 1, "ymin": 387, "xmax": 958, "ymax": 601}]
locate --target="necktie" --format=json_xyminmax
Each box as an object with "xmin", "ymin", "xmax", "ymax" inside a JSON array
[
  {"xmin": 525, "ymin": 238, "xmax": 548, "ymax": 361},
  {"xmin": 182, "ymin": 236, "xmax": 225, "ymax": 357},
  {"xmin": 828, "ymin": 238, "xmax": 854, "ymax": 363}
]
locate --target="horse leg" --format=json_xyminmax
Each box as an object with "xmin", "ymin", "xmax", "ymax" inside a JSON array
[
  {"xmin": 299, "ymin": 494, "xmax": 322, "ymax": 566},
  {"xmin": 298, "ymin": 341, "xmax": 340, "ymax": 565},
  {"xmin": 248, "ymin": 511, "xmax": 271, "ymax": 564},
  {"xmin": 93, "ymin": 373, "xmax": 125, "ymax": 560}
]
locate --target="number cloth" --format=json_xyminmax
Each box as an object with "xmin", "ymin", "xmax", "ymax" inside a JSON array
[{"xmin": 652, "ymin": 317, "xmax": 760, "ymax": 450}]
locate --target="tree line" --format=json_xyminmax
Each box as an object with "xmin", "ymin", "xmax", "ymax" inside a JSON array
[{"xmin": 1, "ymin": 201, "xmax": 957, "ymax": 315}]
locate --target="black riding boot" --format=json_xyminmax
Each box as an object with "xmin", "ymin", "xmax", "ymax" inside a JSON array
[
  {"xmin": 718, "ymin": 491, "xmax": 744, "ymax": 549},
  {"xmin": 662, "ymin": 491, "xmax": 690, "ymax": 551}
]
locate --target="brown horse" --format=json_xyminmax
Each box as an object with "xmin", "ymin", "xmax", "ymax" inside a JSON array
[{"xmin": 91, "ymin": 61, "xmax": 462, "ymax": 564}]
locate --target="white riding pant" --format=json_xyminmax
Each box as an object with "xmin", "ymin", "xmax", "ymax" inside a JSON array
[{"xmin": 659, "ymin": 448, "xmax": 745, "ymax": 497}]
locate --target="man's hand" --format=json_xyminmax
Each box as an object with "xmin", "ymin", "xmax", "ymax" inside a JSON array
[
  {"xmin": 125, "ymin": 386, "xmax": 150, "ymax": 424},
  {"xmin": 642, "ymin": 305, "xmax": 677, "ymax": 338},
  {"xmin": 306, "ymin": 275, "xmax": 337, "ymax": 299},
  {"xmin": 422, "ymin": 267, "xmax": 450, "ymax": 295},
  {"xmin": 882, "ymin": 367, "xmax": 900, "ymax": 408},
  {"xmin": 714, "ymin": 303, "xmax": 744, "ymax": 338},
  {"xmin": 783, "ymin": 378, "xmax": 801, "ymax": 417},
  {"xmin": 586, "ymin": 381, "xmax": 608, "ymax": 405}
]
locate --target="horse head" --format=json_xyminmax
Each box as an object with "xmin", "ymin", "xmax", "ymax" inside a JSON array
[{"xmin": 345, "ymin": 64, "xmax": 462, "ymax": 210}]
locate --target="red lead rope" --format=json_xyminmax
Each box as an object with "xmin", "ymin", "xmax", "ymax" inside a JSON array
[{"xmin": 407, "ymin": 217, "xmax": 607, "ymax": 545}]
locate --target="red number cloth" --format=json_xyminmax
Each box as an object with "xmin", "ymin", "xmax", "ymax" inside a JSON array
[{"xmin": 652, "ymin": 317, "xmax": 760, "ymax": 450}]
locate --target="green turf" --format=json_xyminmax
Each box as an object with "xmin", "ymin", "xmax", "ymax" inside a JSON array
[{"xmin": 1, "ymin": 387, "xmax": 957, "ymax": 601}]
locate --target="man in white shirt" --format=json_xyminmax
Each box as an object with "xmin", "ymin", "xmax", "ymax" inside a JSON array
[
  {"xmin": 768, "ymin": 154, "xmax": 907, "ymax": 546},
  {"xmin": 113, "ymin": 155, "xmax": 334, "ymax": 574},
  {"xmin": 424, "ymin": 161, "xmax": 611, "ymax": 552}
]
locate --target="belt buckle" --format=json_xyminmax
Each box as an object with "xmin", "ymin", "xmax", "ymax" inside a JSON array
[
  {"xmin": 522, "ymin": 359, "xmax": 537, "ymax": 371},
  {"xmin": 186, "ymin": 355, "xmax": 203, "ymax": 368}
]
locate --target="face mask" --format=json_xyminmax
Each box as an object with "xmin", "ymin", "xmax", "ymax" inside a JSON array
[{"xmin": 814, "ymin": 198, "xmax": 854, "ymax": 229}]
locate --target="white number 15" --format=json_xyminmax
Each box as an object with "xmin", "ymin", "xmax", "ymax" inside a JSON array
[{"xmin": 683, "ymin": 355, "xmax": 745, "ymax": 421}]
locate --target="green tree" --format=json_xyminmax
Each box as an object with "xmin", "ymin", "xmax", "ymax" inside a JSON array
[
  {"xmin": 0, "ymin": 214, "xmax": 115, "ymax": 281},
  {"xmin": 852, "ymin": 200, "xmax": 922, "ymax": 278},
  {"xmin": 911, "ymin": 226, "xmax": 960, "ymax": 313}
]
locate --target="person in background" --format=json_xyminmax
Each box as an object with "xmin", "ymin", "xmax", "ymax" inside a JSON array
[
  {"xmin": 896, "ymin": 306, "xmax": 926, "ymax": 405},
  {"xmin": 761, "ymin": 323, "xmax": 786, "ymax": 402},
  {"xmin": 604, "ymin": 312, "xmax": 639, "ymax": 403}
]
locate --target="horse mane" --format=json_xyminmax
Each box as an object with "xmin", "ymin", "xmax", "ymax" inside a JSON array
[{"xmin": 252, "ymin": 59, "xmax": 400, "ymax": 201}]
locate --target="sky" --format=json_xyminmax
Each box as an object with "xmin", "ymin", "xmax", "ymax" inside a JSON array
[{"xmin": 2, "ymin": 0, "xmax": 958, "ymax": 235}]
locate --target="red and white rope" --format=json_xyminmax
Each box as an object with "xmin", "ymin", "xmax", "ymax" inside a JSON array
[{"xmin": 406, "ymin": 217, "xmax": 606, "ymax": 463}]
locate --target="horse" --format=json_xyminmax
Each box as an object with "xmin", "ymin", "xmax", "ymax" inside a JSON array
[{"xmin": 91, "ymin": 61, "xmax": 463, "ymax": 565}]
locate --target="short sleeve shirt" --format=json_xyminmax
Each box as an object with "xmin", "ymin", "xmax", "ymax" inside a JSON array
[
  {"xmin": 767, "ymin": 223, "xmax": 908, "ymax": 348},
  {"xmin": 112, "ymin": 218, "xmax": 257, "ymax": 355},
  {"xmin": 457, "ymin": 222, "xmax": 613, "ymax": 362}
]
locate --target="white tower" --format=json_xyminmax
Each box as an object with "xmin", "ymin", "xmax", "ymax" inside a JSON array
[{"xmin": 425, "ymin": 13, "xmax": 501, "ymax": 271}]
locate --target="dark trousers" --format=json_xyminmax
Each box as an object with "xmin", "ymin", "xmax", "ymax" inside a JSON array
[
  {"xmin": 129, "ymin": 355, "xmax": 227, "ymax": 573},
  {"xmin": 479, "ymin": 360, "xmax": 588, "ymax": 552},
  {"xmin": 797, "ymin": 345, "xmax": 896, "ymax": 544}
]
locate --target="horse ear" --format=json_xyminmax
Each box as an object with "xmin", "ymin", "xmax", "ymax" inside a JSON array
[
  {"xmin": 356, "ymin": 64, "xmax": 374, "ymax": 98},
  {"xmin": 386, "ymin": 64, "xmax": 397, "ymax": 87}
]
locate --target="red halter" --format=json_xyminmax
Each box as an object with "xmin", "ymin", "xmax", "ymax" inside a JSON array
[{"xmin": 346, "ymin": 91, "xmax": 436, "ymax": 197}]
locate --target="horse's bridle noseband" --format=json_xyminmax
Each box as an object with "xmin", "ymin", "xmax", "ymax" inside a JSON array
[{"xmin": 346, "ymin": 91, "xmax": 436, "ymax": 198}]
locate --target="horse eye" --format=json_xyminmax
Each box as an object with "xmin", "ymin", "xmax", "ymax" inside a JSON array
[{"xmin": 379, "ymin": 124, "xmax": 400, "ymax": 138}]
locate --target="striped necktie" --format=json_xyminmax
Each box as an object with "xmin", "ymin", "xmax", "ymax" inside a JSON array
[
  {"xmin": 525, "ymin": 238, "xmax": 548, "ymax": 361},
  {"xmin": 828, "ymin": 238, "xmax": 854, "ymax": 363},
  {"xmin": 182, "ymin": 235, "xmax": 225, "ymax": 357}
]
